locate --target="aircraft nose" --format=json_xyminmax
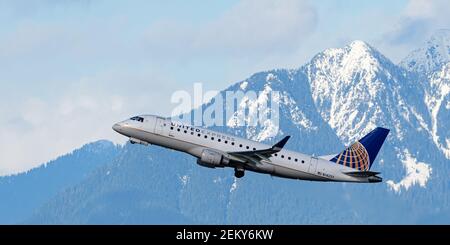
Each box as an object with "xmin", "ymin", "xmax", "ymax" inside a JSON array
[{"xmin": 112, "ymin": 123, "xmax": 121, "ymax": 133}]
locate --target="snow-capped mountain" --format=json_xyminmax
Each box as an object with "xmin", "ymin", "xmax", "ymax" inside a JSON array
[
  {"xmin": 399, "ymin": 30, "xmax": 450, "ymax": 159},
  {"xmin": 401, "ymin": 29, "xmax": 450, "ymax": 76},
  {"xmin": 304, "ymin": 40, "xmax": 422, "ymax": 142},
  {"xmin": 302, "ymin": 39, "xmax": 443, "ymax": 195},
  {"xmin": 2, "ymin": 31, "xmax": 450, "ymax": 224}
]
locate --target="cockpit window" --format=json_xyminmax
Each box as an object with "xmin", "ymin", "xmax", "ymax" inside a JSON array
[{"xmin": 130, "ymin": 116, "xmax": 144, "ymax": 122}]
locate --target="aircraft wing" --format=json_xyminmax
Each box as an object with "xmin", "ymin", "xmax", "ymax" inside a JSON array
[{"xmin": 227, "ymin": 136, "xmax": 290, "ymax": 166}]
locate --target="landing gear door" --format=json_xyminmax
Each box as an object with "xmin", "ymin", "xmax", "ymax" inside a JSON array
[
  {"xmin": 308, "ymin": 157, "xmax": 318, "ymax": 174},
  {"xmin": 154, "ymin": 117, "xmax": 166, "ymax": 135}
]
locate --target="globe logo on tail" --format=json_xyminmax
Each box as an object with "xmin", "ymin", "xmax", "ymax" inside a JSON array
[{"xmin": 332, "ymin": 141, "xmax": 370, "ymax": 171}]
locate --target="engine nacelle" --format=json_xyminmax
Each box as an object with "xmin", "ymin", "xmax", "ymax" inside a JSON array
[{"xmin": 197, "ymin": 149, "xmax": 230, "ymax": 168}]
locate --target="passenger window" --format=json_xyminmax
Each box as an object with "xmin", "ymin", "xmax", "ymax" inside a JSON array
[
  {"xmin": 170, "ymin": 127, "xmax": 174, "ymax": 130},
  {"xmin": 177, "ymin": 128, "xmax": 180, "ymax": 132},
  {"xmin": 211, "ymin": 137, "xmax": 214, "ymax": 140},
  {"xmin": 246, "ymin": 146, "xmax": 249, "ymax": 149},
  {"xmin": 198, "ymin": 134, "xmax": 201, "ymax": 137},
  {"xmin": 231, "ymin": 142, "xmax": 235, "ymax": 146},
  {"xmin": 301, "ymin": 160, "xmax": 305, "ymax": 163},
  {"xmin": 184, "ymin": 130, "xmax": 187, "ymax": 133},
  {"xmin": 239, "ymin": 144, "xmax": 242, "ymax": 147},
  {"xmin": 218, "ymin": 139, "xmax": 221, "ymax": 142},
  {"xmin": 253, "ymin": 148, "xmax": 256, "ymax": 150},
  {"xmin": 191, "ymin": 132, "xmax": 194, "ymax": 135},
  {"xmin": 281, "ymin": 155, "xmax": 284, "ymax": 158},
  {"xmin": 275, "ymin": 154, "xmax": 278, "ymax": 156},
  {"xmin": 288, "ymin": 157, "xmax": 291, "ymax": 160},
  {"xmin": 295, "ymin": 159, "xmax": 298, "ymax": 162},
  {"xmin": 225, "ymin": 140, "xmax": 228, "ymax": 144},
  {"xmin": 204, "ymin": 135, "xmax": 208, "ymax": 139}
]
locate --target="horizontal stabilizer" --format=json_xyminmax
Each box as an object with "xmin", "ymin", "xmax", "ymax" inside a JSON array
[{"xmin": 344, "ymin": 171, "xmax": 380, "ymax": 177}]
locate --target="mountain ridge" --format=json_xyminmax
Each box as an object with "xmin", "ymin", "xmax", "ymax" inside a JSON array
[
  {"xmin": 401, "ymin": 29, "xmax": 450, "ymax": 76},
  {"xmin": 0, "ymin": 140, "xmax": 120, "ymax": 224}
]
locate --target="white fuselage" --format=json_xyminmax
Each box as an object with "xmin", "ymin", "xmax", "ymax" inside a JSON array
[{"xmin": 113, "ymin": 115, "xmax": 377, "ymax": 183}]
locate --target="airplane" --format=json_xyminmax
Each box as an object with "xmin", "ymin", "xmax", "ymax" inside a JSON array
[{"xmin": 112, "ymin": 115, "xmax": 389, "ymax": 183}]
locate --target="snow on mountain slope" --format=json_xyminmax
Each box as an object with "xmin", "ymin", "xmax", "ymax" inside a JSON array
[
  {"xmin": 226, "ymin": 71, "xmax": 317, "ymax": 142},
  {"xmin": 398, "ymin": 30, "xmax": 450, "ymax": 160},
  {"xmin": 426, "ymin": 63, "xmax": 450, "ymax": 158},
  {"xmin": 401, "ymin": 29, "xmax": 450, "ymax": 76},
  {"xmin": 303, "ymin": 40, "xmax": 389, "ymax": 142},
  {"xmin": 205, "ymin": 69, "xmax": 342, "ymax": 155},
  {"xmin": 303, "ymin": 40, "xmax": 429, "ymax": 142},
  {"xmin": 386, "ymin": 149, "xmax": 432, "ymax": 193}
]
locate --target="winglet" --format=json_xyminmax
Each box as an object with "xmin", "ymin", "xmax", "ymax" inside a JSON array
[{"xmin": 272, "ymin": 136, "xmax": 290, "ymax": 152}]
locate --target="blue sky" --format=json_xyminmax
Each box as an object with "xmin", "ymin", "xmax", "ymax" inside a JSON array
[{"xmin": 0, "ymin": 0, "xmax": 449, "ymax": 175}]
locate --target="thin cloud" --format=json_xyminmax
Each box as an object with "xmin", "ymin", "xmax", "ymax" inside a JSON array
[
  {"xmin": 0, "ymin": 0, "xmax": 92, "ymax": 18},
  {"xmin": 144, "ymin": 0, "xmax": 318, "ymax": 59},
  {"xmin": 385, "ymin": 17, "xmax": 432, "ymax": 45},
  {"xmin": 384, "ymin": 0, "xmax": 450, "ymax": 46}
]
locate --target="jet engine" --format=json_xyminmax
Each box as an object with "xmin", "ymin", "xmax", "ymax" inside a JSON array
[{"xmin": 197, "ymin": 149, "xmax": 230, "ymax": 168}]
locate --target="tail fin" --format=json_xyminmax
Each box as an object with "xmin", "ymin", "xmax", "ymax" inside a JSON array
[{"xmin": 330, "ymin": 127, "xmax": 390, "ymax": 171}]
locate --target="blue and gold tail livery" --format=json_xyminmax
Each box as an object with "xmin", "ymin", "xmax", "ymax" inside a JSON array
[{"xmin": 330, "ymin": 127, "xmax": 390, "ymax": 171}]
